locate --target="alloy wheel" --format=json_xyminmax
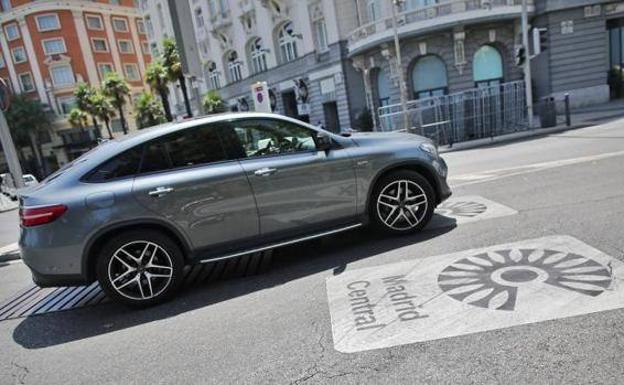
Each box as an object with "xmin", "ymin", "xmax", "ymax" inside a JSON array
[
  {"xmin": 107, "ymin": 241, "xmax": 174, "ymax": 301},
  {"xmin": 376, "ymin": 180, "xmax": 428, "ymax": 231}
]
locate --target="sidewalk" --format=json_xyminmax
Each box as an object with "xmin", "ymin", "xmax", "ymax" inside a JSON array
[
  {"xmin": 440, "ymin": 99, "xmax": 624, "ymax": 153},
  {"xmin": 0, "ymin": 194, "xmax": 17, "ymax": 213}
]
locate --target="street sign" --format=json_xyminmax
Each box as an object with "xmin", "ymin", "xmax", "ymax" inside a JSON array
[
  {"xmin": 0, "ymin": 78, "xmax": 11, "ymax": 112},
  {"xmin": 252, "ymin": 82, "xmax": 271, "ymax": 113}
]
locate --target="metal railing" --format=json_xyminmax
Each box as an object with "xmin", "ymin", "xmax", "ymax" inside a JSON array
[
  {"xmin": 378, "ymin": 81, "xmax": 528, "ymax": 145},
  {"xmin": 350, "ymin": 0, "xmax": 526, "ymax": 45}
]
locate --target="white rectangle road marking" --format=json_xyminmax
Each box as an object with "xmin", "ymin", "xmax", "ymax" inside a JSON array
[
  {"xmin": 430, "ymin": 195, "xmax": 517, "ymax": 228},
  {"xmin": 326, "ymin": 236, "xmax": 623, "ymax": 353}
]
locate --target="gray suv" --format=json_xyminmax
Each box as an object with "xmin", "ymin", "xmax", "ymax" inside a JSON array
[{"xmin": 19, "ymin": 113, "xmax": 451, "ymax": 306}]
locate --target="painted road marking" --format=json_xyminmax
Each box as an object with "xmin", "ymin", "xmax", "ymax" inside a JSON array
[
  {"xmin": 448, "ymin": 149, "xmax": 624, "ymax": 187},
  {"xmin": 429, "ymin": 195, "xmax": 517, "ymax": 229},
  {"xmin": 326, "ymin": 235, "xmax": 623, "ymax": 353}
]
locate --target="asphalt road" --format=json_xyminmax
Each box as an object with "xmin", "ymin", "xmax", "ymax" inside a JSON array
[{"xmin": 1, "ymin": 120, "xmax": 624, "ymax": 384}]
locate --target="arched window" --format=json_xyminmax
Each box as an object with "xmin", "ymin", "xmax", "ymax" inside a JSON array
[
  {"xmin": 473, "ymin": 45, "xmax": 503, "ymax": 87},
  {"xmin": 411, "ymin": 55, "xmax": 448, "ymax": 99},
  {"xmin": 278, "ymin": 22, "xmax": 299, "ymax": 63},
  {"xmin": 376, "ymin": 68, "xmax": 391, "ymax": 107},
  {"xmin": 225, "ymin": 51, "xmax": 242, "ymax": 83},
  {"xmin": 204, "ymin": 61, "xmax": 220, "ymax": 90},
  {"xmin": 249, "ymin": 38, "xmax": 268, "ymax": 74}
]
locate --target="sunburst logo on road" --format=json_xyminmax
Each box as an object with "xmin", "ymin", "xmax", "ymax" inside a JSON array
[
  {"xmin": 436, "ymin": 201, "xmax": 488, "ymax": 218},
  {"xmin": 438, "ymin": 249, "xmax": 613, "ymax": 311}
]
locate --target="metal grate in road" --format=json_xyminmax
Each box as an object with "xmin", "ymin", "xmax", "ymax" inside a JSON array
[{"xmin": 0, "ymin": 251, "xmax": 273, "ymax": 321}]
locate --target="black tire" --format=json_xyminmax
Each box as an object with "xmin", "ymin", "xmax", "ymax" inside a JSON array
[
  {"xmin": 369, "ymin": 170, "xmax": 436, "ymax": 235},
  {"xmin": 96, "ymin": 230, "xmax": 185, "ymax": 307}
]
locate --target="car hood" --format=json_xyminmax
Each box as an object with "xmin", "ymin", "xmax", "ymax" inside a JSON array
[{"xmin": 348, "ymin": 131, "xmax": 430, "ymax": 147}]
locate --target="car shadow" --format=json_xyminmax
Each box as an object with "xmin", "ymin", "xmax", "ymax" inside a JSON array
[{"xmin": 12, "ymin": 215, "xmax": 457, "ymax": 349}]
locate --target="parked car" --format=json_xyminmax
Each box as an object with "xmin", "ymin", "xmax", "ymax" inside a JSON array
[
  {"xmin": 19, "ymin": 113, "xmax": 451, "ymax": 306},
  {"xmin": 0, "ymin": 173, "xmax": 7, "ymax": 195},
  {"xmin": 1, "ymin": 173, "xmax": 38, "ymax": 200}
]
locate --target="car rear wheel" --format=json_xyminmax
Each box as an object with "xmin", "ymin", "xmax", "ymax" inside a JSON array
[
  {"xmin": 370, "ymin": 170, "xmax": 435, "ymax": 235},
  {"xmin": 96, "ymin": 230, "xmax": 184, "ymax": 307}
]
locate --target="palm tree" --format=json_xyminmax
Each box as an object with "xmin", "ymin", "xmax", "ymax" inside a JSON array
[
  {"xmin": 5, "ymin": 95, "xmax": 53, "ymax": 177},
  {"xmin": 102, "ymin": 72, "xmax": 130, "ymax": 135},
  {"xmin": 145, "ymin": 61, "xmax": 173, "ymax": 122},
  {"xmin": 202, "ymin": 90, "xmax": 226, "ymax": 115},
  {"xmin": 135, "ymin": 92, "xmax": 166, "ymax": 129},
  {"xmin": 162, "ymin": 37, "xmax": 192, "ymax": 117},
  {"xmin": 89, "ymin": 91, "xmax": 116, "ymax": 139},
  {"xmin": 74, "ymin": 83, "xmax": 100, "ymax": 138},
  {"xmin": 68, "ymin": 108, "xmax": 89, "ymax": 131}
]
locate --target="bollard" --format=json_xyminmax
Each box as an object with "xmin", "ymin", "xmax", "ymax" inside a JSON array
[{"xmin": 564, "ymin": 93, "xmax": 571, "ymax": 127}]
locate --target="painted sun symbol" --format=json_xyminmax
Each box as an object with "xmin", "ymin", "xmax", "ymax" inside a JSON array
[
  {"xmin": 438, "ymin": 249, "xmax": 612, "ymax": 311},
  {"xmin": 436, "ymin": 201, "xmax": 488, "ymax": 218}
]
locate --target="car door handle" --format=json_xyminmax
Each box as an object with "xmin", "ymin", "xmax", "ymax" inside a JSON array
[
  {"xmin": 148, "ymin": 187, "xmax": 174, "ymax": 197},
  {"xmin": 254, "ymin": 167, "xmax": 278, "ymax": 177}
]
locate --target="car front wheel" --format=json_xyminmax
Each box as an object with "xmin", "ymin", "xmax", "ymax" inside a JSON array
[
  {"xmin": 370, "ymin": 170, "xmax": 435, "ymax": 235},
  {"xmin": 96, "ymin": 230, "xmax": 185, "ymax": 307}
]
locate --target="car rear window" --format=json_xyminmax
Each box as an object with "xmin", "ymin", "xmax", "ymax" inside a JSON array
[{"xmin": 84, "ymin": 147, "xmax": 143, "ymax": 182}]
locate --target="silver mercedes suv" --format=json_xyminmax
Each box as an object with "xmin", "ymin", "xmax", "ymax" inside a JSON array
[{"xmin": 19, "ymin": 113, "xmax": 451, "ymax": 306}]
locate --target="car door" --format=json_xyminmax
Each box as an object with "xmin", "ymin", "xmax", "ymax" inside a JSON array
[
  {"xmin": 222, "ymin": 117, "xmax": 357, "ymax": 236},
  {"xmin": 132, "ymin": 123, "xmax": 260, "ymax": 251}
]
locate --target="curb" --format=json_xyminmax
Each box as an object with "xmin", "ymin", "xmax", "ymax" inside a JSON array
[
  {"xmin": 0, "ymin": 243, "xmax": 19, "ymax": 263},
  {"xmin": 439, "ymin": 124, "xmax": 589, "ymax": 154}
]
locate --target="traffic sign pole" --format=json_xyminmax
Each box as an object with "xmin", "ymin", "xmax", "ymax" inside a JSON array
[{"xmin": 0, "ymin": 77, "xmax": 24, "ymax": 190}]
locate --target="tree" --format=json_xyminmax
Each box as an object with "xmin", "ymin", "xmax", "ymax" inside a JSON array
[
  {"xmin": 89, "ymin": 91, "xmax": 116, "ymax": 139},
  {"xmin": 102, "ymin": 72, "xmax": 130, "ymax": 135},
  {"xmin": 74, "ymin": 83, "xmax": 100, "ymax": 138},
  {"xmin": 5, "ymin": 95, "xmax": 53, "ymax": 177},
  {"xmin": 68, "ymin": 108, "xmax": 89, "ymax": 131},
  {"xmin": 202, "ymin": 90, "xmax": 226, "ymax": 115},
  {"xmin": 162, "ymin": 37, "xmax": 192, "ymax": 118},
  {"xmin": 135, "ymin": 92, "xmax": 166, "ymax": 129},
  {"xmin": 145, "ymin": 61, "xmax": 173, "ymax": 122}
]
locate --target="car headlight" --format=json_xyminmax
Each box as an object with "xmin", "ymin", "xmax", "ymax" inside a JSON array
[{"xmin": 419, "ymin": 142, "xmax": 438, "ymax": 157}]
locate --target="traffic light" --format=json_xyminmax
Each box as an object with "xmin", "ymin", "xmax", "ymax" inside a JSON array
[
  {"xmin": 515, "ymin": 46, "xmax": 526, "ymax": 67},
  {"xmin": 532, "ymin": 27, "xmax": 548, "ymax": 56}
]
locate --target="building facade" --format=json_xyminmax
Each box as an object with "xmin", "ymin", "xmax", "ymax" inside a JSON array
[
  {"xmin": 187, "ymin": 0, "xmax": 367, "ymax": 132},
  {"xmin": 0, "ymin": 0, "xmax": 151, "ymax": 173}
]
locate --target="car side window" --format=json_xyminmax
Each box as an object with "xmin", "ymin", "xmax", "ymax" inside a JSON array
[
  {"xmin": 85, "ymin": 147, "xmax": 143, "ymax": 182},
  {"xmin": 139, "ymin": 123, "xmax": 227, "ymax": 174},
  {"xmin": 231, "ymin": 119, "xmax": 317, "ymax": 158}
]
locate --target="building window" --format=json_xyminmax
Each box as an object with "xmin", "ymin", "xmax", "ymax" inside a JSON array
[
  {"xmin": 36, "ymin": 14, "xmax": 61, "ymax": 32},
  {"xmin": 473, "ymin": 45, "xmax": 503, "ymax": 87},
  {"xmin": 411, "ymin": 55, "xmax": 448, "ymax": 99},
  {"xmin": 118, "ymin": 40, "xmax": 134, "ymax": 54},
  {"xmin": 403, "ymin": 0, "xmax": 439, "ymax": 11},
  {"xmin": 124, "ymin": 63, "xmax": 140, "ymax": 81},
  {"xmin": 145, "ymin": 16, "xmax": 154, "ymax": 37},
  {"xmin": 92, "ymin": 38, "xmax": 108, "ymax": 52},
  {"xmin": 1, "ymin": 0, "xmax": 10, "ymax": 12},
  {"xmin": 194, "ymin": 8, "xmax": 204, "ymax": 28},
  {"xmin": 0, "ymin": 55, "xmax": 4, "ymax": 69},
  {"xmin": 226, "ymin": 51, "xmax": 242, "ymax": 82},
  {"xmin": 278, "ymin": 22, "xmax": 299, "ymax": 63},
  {"xmin": 42, "ymin": 38, "xmax": 66, "ymax": 55},
  {"xmin": 58, "ymin": 96, "xmax": 77, "ymax": 115},
  {"xmin": 376, "ymin": 69, "xmax": 391, "ymax": 107},
  {"xmin": 141, "ymin": 41, "xmax": 149, "ymax": 54},
  {"xmin": 150, "ymin": 43, "xmax": 159, "ymax": 57},
  {"xmin": 110, "ymin": 0, "xmax": 120, "ymax": 5},
  {"xmin": 249, "ymin": 38, "xmax": 268, "ymax": 74},
  {"xmin": 18, "ymin": 72, "xmax": 35, "ymax": 92},
  {"xmin": 205, "ymin": 61, "xmax": 220, "ymax": 89},
  {"xmin": 314, "ymin": 19, "xmax": 328, "ymax": 52},
  {"xmin": 367, "ymin": 0, "xmax": 380, "ymax": 22},
  {"xmin": 86, "ymin": 15, "xmax": 104, "ymax": 30},
  {"xmin": 136, "ymin": 20, "xmax": 146, "ymax": 34},
  {"xmin": 157, "ymin": 3, "xmax": 166, "ymax": 28},
  {"xmin": 98, "ymin": 63, "xmax": 114, "ymax": 79},
  {"xmin": 50, "ymin": 64, "xmax": 75, "ymax": 87},
  {"xmin": 4, "ymin": 23, "xmax": 19, "ymax": 41},
  {"xmin": 112, "ymin": 17, "xmax": 128, "ymax": 32},
  {"xmin": 11, "ymin": 46, "xmax": 26, "ymax": 64},
  {"xmin": 208, "ymin": 0, "xmax": 229, "ymax": 18}
]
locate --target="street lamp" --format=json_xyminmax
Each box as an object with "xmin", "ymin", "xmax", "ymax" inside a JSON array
[{"xmin": 391, "ymin": 0, "xmax": 410, "ymax": 132}]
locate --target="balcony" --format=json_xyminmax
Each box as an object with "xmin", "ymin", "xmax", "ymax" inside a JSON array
[{"xmin": 348, "ymin": 0, "xmax": 534, "ymax": 56}]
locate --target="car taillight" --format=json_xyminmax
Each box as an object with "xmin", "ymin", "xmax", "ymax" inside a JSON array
[{"xmin": 20, "ymin": 205, "xmax": 67, "ymax": 227}]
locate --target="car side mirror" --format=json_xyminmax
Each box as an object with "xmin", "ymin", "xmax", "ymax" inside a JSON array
[{"xmin": 316, "ymin": 132, "xmax": 332, "ymax": 152}]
